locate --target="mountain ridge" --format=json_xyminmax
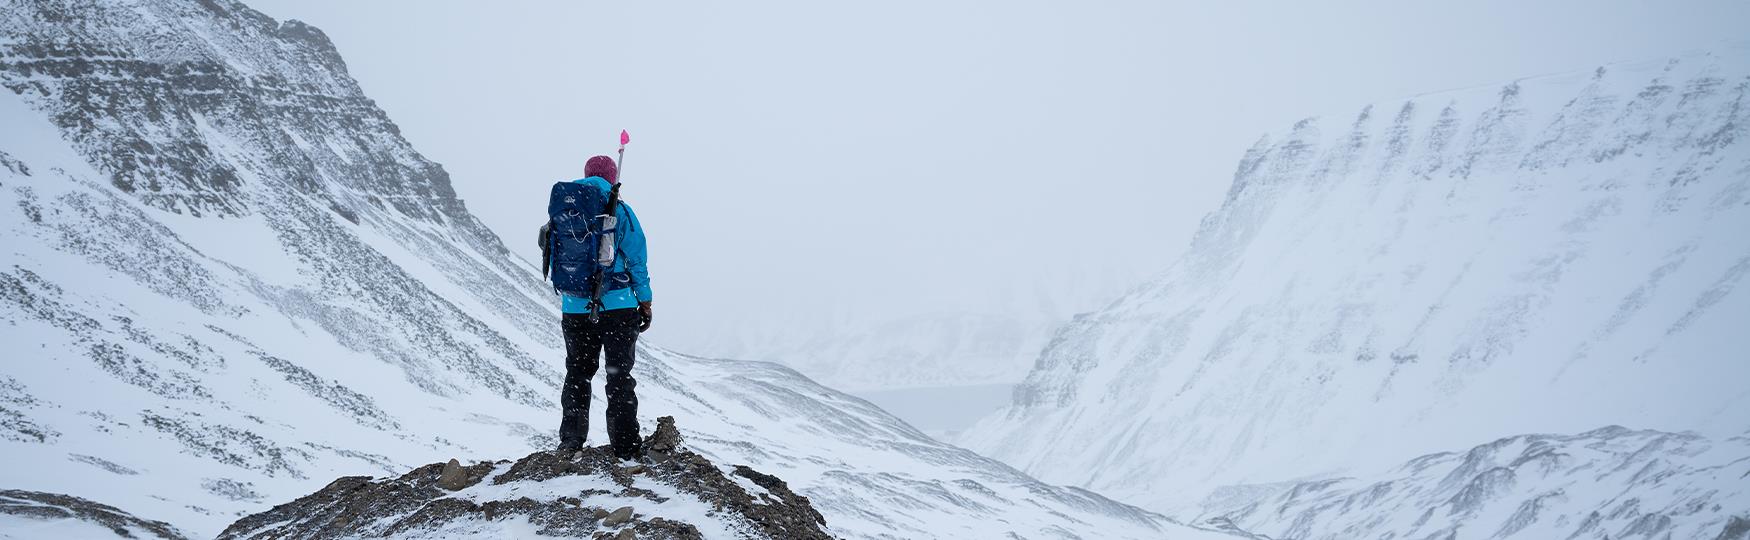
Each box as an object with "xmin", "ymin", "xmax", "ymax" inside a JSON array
[
  {"xmin": 1193, "ymin": 426, "xmax": 1750, "ymax": 540},
  {"xmin": 965, "ymin": 44, "xmax": 1750, "ymax": 539}
]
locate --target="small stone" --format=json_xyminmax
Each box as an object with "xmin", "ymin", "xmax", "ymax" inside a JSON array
[
  {"xmin": 622, "ymin": 464, "xmax": 646, "ymax": 475},
  {"xmin": 602, "ymin": 505, "xmax": 634, "ymax": 527},
  {"xmin": 592, "ymin": 508, "xmax": 611, "ymax": 519},
  {"xmin": 437, "ymin": 459, "xmax": 470, "ymax": 491},
  {"xmin": 613, "ymin": 529, "xmax": 636, "ymax": 540}
]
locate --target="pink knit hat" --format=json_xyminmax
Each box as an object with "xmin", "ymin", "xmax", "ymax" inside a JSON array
[{"xmin": 585, "ymin": 155, "xmax": 618, "ymax": 184}]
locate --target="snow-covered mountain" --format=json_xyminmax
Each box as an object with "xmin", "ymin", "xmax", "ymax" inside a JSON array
[
  {"xmin": 1193, "ymin": 426, "xmax": 1750, "ymax": 540},
  {"xmin": 964, "ymin": 46, "xmax": 1750, "ymax": 536},
  {"xmin": 0, "ymin": 1, "xmax": 1228, "ymax": 538}
]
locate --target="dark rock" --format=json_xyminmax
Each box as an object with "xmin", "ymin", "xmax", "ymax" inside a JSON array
[
  {"xmin": 639, "ymin": 517, "xmax": 707, "ymax": 540},
  {"xmin": 218, "ymin": 418, "xmax": 833, "ymax": 539},
  {"xmin": 602, "ymin": 505, "xmax": 634, "ymax": 527},
  {"xmin": 644, "ymin": 416, "xmax": 684, "ymax": 459},
  {"xmin": 733, "ymin": 465, "xmax": 830, "ymax": 530},
  {"xmin": 436, "ymin": 458, "xmax": 469, "ymax": 491},
  {"xmin": 1716, "ymin": 515, "xmax": 1750, "ymax": 540}
]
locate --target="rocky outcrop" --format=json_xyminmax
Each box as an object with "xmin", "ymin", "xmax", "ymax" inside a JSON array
[
  {"xmin": 0, "ymin": 489, "xmax": 189, "ymax": 540},
  {"xmin": 218, "ymin": 417, "xmax": 833, "ymax": 540}
]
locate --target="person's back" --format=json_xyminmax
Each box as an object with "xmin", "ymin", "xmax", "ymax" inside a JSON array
[{"xmin": 541, "ymin": 155, "xmax": 652, "ymax": 459}]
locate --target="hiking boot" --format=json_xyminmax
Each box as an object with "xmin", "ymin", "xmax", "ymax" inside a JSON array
[
  {"xmin": 613, "ymin": 444, "xmax": 645, "ymax": 462},
  {"xmin": 556, "ymin": 440, "xmax": 584, "ymax": 453}
]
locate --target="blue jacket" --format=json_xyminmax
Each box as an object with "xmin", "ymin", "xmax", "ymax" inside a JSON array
[{"xmin": 552, "ymin": 176, "xmax": 652, "ymax": 313}]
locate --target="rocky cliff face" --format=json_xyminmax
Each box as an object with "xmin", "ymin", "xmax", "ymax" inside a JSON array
[
  {"xmin": 219, "ymin": 417, "xmax": 832, "ymax": 540},
  {"xmin": 0, "ymin": 1, "xmax": 1214, "ymax": 539},
  {"xmin": 2, "ymin": 0, "xmax": 471, "ymax": 222},
  {"xmin": 963, "ymin": 45, "xmax": 1750, "ymax": 537},
  {"xmin": 1, "ymin": 0, "xmax": 557, "ymax": 409}
]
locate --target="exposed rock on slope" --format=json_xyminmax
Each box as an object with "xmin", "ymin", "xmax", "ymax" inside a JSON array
[
  {"xmin": 219, "ymin": 417, "xmax": 831, "ymax": 540},
  {"xmin": 1, "ymin": 0, "xmax": 559, "ymax": 410},
  {"xmin": 965, "ymin": 44, "xmax": 1750, "ymax": 526},
  {"xmin": 1195, "ymin": 427, "xmax": 1750, "ymax": 540},
  {"xmin": 0, "ymin": 489, "xmax": 189, "ymax": 540}
]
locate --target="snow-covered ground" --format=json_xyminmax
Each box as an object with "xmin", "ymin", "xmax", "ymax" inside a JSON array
[{"xmin": 1190, "ymin": 427, "xmax": 1750, "ymax": 540}]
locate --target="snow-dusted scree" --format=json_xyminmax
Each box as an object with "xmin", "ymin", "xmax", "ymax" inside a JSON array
[
  {"xmin": 218, "ymin": 417, "xmax": 831, "ymax": 540},
  {"xmin": 0, "ymin": 489, "xmax": 189, "ymax": 540},
  {"xmin": 1196, "ymin": 427, "xmax": 1750, "ymax": 540},
  {"xmin": 964, "ymin": 46, "xmax": 1750, "ymax": 538},
  {"xmin": 0, "ymin": 1, "xmax": 1221, "ymax": 539}
]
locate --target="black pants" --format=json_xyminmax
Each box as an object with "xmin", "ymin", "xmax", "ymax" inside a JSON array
[{"xmin": 559, "ymin": 309, "xmax": 641, "ymax": 453}]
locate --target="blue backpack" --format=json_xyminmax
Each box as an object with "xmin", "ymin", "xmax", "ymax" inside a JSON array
[{"xmin": 545, "ymin": 181, "xmax": 624, "ymax": 306}]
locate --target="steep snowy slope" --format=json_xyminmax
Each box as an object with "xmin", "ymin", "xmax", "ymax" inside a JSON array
[
  {"xmin": 965, "ymin": 45, "xmax": 1750, "ymax": 519},
  {"xmin": 0, "ymin": 1, "xmax": 1225, "ymax": 538}
]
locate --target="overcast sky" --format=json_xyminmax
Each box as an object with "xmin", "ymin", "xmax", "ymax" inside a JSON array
[{"xmin": 247, "ymin": 0, "xmax": 1750, "ymax": 358}]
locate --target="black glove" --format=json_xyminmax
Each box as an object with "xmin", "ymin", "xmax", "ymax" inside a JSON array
[{"xmin": 637, "ymin": 302, "xmax": 653, "ymax": 333}]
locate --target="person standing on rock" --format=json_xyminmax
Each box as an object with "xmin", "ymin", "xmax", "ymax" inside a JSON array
[{"xmin": 540, "ymin": 154, "xmax": 653, "ymax": 460}]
